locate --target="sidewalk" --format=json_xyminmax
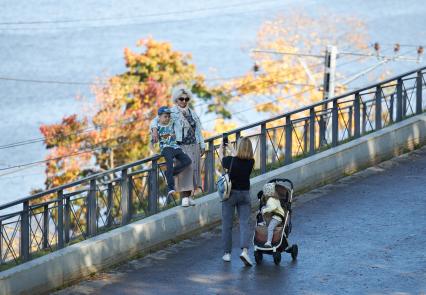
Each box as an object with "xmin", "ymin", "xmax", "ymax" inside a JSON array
[{"xmin": 55, "ymin": 147, "xmax": 426, "ymax": 295}]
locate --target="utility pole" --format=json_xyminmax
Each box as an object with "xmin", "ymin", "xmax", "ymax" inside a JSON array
[
  {"xmin": 320, "ymin": 45, "xmax": 337, "ymax": 146},
  {"xmin": 322, "ymin": 45, "xmax": 338, "ymax": 101}
]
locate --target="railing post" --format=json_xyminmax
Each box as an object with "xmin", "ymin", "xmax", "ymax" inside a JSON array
[
  {"xmin": 106, "ymin": 182, "xmax": 113, "ymax": 227},
  {"xmin": 417, "ymin": 71, "xmax": 423, "ymax": 114},
  {"xmin": 0, "ymin": 220, "xmax": 2, "ymax": 263},
  {"xmin": 403, "ymin": 89, "xmax": 408, "ymax": 117},
  {"xmin": 354, "ymin": 92, "xmax": 361, "ymax": 138},
  {"xmin": 348, "ymin": 106, "xmax": 353, "ymax": 138},
  {"xmin": 362, "ymin": 102, "xmax": 367, "ymax": 134},
  {"xmin": 260, "ymin": 123, "xmax": 267, "ymax": 174},
  {"xmin": 271, "ymin": 128, "xmax": 277, "ymax": 163},
  {"xmin": 64, "ymin": 196, "xmax": 70, "ymax": 243},
  {"xmin": 319, "ymin": 114, "xmax": 326, "ymax": 147},
  {"xmin": 121, "ymin": 169, "xmax": 130, "ymax": 224},
  {"xmin": 20, "ymin": 201, "xmax": 30, "ymax": 262},
  {"xmin": 332, "ymin": 99, "xmax": 338, "ymax": 147},
  {"xmin": 43, "ymin": 204, "xmax": 49, "ymax": 249},
  {"xmin": 303, "ymin": 119, "xmax": 308, "ymax": 154},
  {"xmin": 206, "ymin": 141, "xmax": 215, "ymax": 193},
  {"xmin": 390, "ymin": 94, "xmax": 395, "ymax": 123},
  {"xmin": 57, "ymin": 190, "xmax": 64, "ymax": 249},
  {"xmin": 222, "ymin": 133, "xmax": 228, "ymax": 157},
  {"xmin": 396, "ymin": 78, "xmax": 403, "ymax": 122},
  {"xmin": 148, "ymin": 159, "xmax": 159, "ymax": 215},
  {"xmin": 309, "ymin": 107, "xmax": 315, "ymax": 155},
  {"xmin": 375, "ymin": 86, "xmax": 382, "ymax": 130},
  {"xmin": 285, "ymin": 115, "xmax": 292, "ymax": 164},
  {"xmin": 87, "ymin": 179, "xmax": 97, "ymax": 236},
  {"xmin": 235, "ymin": 131, "xmax": 241, "ymax": 144}
]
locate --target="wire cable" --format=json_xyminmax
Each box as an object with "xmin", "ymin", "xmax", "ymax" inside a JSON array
[
  {"xmin": 0, "ymin": 0, "xmax": 279, "ymax": 26},
  {"xmin": 0, "ymin": 1, "xmax": 283, "ymax": 32}
]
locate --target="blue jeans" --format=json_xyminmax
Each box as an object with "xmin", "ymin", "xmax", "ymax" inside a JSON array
[
  {"xmin": 221, "ymin": 190, "xmax": 251, "ymax": 253},
  {"xmin": 161, "ymin": 147, "xmax": 192, "ymax": 191}
]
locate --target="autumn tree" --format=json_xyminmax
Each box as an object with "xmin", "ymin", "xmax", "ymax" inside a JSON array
[
  {"xmin": 40, "ymin": 37, "xmax": 219, "ymax": 189},
  {"xmin": 214, "ymin": 11, "xmax": 371, "ymax": 117}
]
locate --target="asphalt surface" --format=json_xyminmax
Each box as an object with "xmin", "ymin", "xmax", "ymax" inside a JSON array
[{"xmin": 55, "ymin": 147, "xmax": 426, "ymax": 295}]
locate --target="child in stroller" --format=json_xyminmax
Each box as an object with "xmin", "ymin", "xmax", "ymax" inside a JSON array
[
  {"xmin": 253, "ymin": 178, "xmax": 298, "ymax": 265},
  {"xmin": 261, "ymin": 182, "xmax": 285, "ymax": 248}
]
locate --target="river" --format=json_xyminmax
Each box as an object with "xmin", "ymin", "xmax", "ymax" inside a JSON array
[{"xmin": 0, "ymin": 0, "xmax": 425, "ymax": 204}]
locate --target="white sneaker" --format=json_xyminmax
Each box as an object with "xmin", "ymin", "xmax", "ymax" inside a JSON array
[
  {"xmin": 264, "ymin": 241, "xmax": 272, "ymax": 248},
  {"xmin": 239, "ymin": 249, "xmax": 253, "ymax": 267},
  {"xmin": 222, "ymin": 253, "xmax": 231, "ymax": 262},
  {"xmin": 181, "ymin": 197, "xmax": 189, "ymax": 207},
  {"xmin": 188, "ymin": 197, "xmax": 196, "ymax": 206}
]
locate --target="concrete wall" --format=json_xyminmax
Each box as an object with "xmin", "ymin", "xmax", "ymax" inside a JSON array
[{"xmin": 1, "ymin": 114, "xmax": 426, "ymax": 295}]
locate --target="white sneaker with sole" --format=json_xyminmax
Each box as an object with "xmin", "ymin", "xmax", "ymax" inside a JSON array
[
  {"xmin": 239, "ymin": 249, "xmax": 253, "ymax": 267},
  {"xmin": 181, "ymin": 197, "xmax": 189, "ymax": 207},
  {"xmin": 222, "ymin": 253, "xmax": 231, "ymax": 262}
]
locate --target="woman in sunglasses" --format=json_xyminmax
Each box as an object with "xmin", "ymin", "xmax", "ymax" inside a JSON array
[{"xmin": 150, "ymin": 86, "xmax": 206, "ymax": 207}]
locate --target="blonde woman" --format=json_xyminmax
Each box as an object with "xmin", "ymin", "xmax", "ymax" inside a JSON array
[
  {"xmin": 151, "ymin": 86, "xmax": 205, "ymax": 207},
  {"xmin": 221, "ymin": 137, "xmax": 255, "ymax": 266}
]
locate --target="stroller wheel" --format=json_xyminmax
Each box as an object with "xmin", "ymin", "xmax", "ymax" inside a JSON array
[
  {"xmin": 254, "ymin": 250, "xmax": 263, "ymax": 264},
  {"xmin": 273, "ymin": 252, "xmax": 281, "ymax": 265},
  {"xmin": 291, "ymin": 244, "xmax": 298, "ymax": 260}
]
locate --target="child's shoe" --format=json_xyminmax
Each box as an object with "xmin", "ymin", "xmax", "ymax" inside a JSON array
[
  {"xmin": 188, "ymin": 197, "xmax": 196, "ymax": 206},
  {"xmin": 181, "ymin": 197, "xmax": 190, "ymax": 207},
  {"xmin": 222, "ymin": 252, "xmax": 231, "ymax": 262}
]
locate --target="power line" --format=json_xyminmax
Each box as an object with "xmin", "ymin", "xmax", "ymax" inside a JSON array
[
  {"xmin": 0, "ymin": 1, "xmax": 278, "ymax": 26},
  {"xmin": 0, "ymin": 86, "xmax": 316, "ymax": 175},
  {"xmin": 0, "ymin": 76, "xmax": 104, "ymax": 86},
  {"xmin": 0, "ymin": 1, "xmax": 282, "ymax": 32},
  {"xmin": 0, "ymin": 118, "xmax": 134, "ymax": 150},
  {"xmin": 0, "ymin": 62, "xmax": 323, "ymax": 150},
  {"xmin": 0, "ymin": 137, "xmax": 126, "ymax": 172},
  {"xmin": 201, "ymin": 86, "xmax": 317, "ymax": 125},
  {"xmin": 0, "ymin": 55, "xmax": 382, "ymax": 151},
  {"xmin": 252, "ymin": 49, "xmax": 325, "ymax": 58}
]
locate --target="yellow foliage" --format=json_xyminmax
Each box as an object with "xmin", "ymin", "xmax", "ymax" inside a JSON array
[{"xmin": 215, "ymin": 11, "xmax": 371, "ymax": 116}]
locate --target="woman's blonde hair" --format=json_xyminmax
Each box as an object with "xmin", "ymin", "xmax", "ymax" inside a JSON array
[
  {"xmin": 236, "ymin": 137, "xmax": 254, "ymax": 160},
  {"xmin": 171, "ymin": 85, "xmax": 193, "ymax": 103}
]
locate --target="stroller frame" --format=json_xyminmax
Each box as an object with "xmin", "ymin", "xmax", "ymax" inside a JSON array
[{"xmin": 253, "ymin": 178, "xmax": 298, "ymax": 265}]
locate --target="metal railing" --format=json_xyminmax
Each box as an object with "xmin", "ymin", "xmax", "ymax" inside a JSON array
[{"xmin": 1, "ymin": 66, "xmax": 425, "ymax": 268}]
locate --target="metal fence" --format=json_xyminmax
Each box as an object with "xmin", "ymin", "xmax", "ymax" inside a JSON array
[{"xmin": 1, "ymin": 66, "xmax": 425, "ymax": 268}]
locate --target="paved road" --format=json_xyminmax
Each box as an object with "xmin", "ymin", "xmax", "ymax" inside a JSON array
[{"xmin": 56, "ymin": 147, "xmax": 426, "ymax": 295}]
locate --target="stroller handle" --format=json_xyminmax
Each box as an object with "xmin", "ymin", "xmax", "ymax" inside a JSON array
[{"xmin": 267, "ymin": 178, "xmax": 294, "ymax": 190}]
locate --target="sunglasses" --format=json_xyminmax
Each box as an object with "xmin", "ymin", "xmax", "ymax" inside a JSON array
[{"xmin": 178, "ymin": 97, "xmax": 190, "ymax": 102}]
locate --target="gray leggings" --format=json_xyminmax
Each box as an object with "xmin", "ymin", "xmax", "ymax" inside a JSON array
[
  {"xmin": 221, "ymin": 190, "xmax": 251, "ymax": 253},
  {"xmin": 267, "ymin": 218, "xmax": 281, "ymax": 243}
]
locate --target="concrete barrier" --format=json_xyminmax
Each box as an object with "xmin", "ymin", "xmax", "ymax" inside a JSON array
[{"xmin": 1, "ymin": 113, "xmax": 426, "ymax": 295}]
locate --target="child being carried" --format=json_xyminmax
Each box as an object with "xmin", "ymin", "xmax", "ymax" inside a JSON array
[
  {"xmin": 151, "ymin": 106, "xmax": 192, "ymax": 200},
  {"xmin": 261, "ymin": 182, "xmax": 286, "ymax": 248}
]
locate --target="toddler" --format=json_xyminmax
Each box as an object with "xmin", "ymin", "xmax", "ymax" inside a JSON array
[{"xmin": 261, "ymin": 182, "xmax": 285, "ymax": 248}]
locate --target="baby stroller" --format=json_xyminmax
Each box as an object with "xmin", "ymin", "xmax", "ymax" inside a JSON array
[{"xmin": 253, "ymin": 178, "xmax": 298, "ymax": 265}]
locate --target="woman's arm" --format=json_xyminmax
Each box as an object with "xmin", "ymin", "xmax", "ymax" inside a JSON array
[
  {"xmin": 221, "ymin": 156, "xmax": 233, "ymax": 170},
  {"xmin": 191, "ymin": 110, "xmax": 206, "ymax": 150}
]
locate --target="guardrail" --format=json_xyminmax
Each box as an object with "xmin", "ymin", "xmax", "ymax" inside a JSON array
[{"xmin": 1, "ymin": 66, "xmax": 425, "ymax": 268}]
